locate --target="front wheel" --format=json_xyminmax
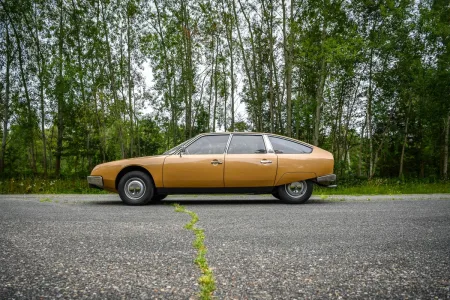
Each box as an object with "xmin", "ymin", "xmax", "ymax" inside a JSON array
[
  {"xmin": 118, "ymin": 171, "xmax": 154, "ymax": 205},
  {"xmin": 152, "ymin": 194, "xmax": 167, "ymax": 202},
  {"xmin": 277, "ymin": 180, "xmax": 313, "ymax": 204}
]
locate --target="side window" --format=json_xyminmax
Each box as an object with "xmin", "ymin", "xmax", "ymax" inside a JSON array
[
  {"xmin": 268, "ymin": 136, "xmax": 312, "ymax": 154},
  {"xmin": 185, "ymin": 135, "xmax": 229, "ymax": 155},
  {"xmin": 227, "ymin": 135, "xmax": 266, "ymax": 154}
]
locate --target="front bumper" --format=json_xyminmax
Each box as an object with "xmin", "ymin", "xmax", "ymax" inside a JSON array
[
  {"xmin": 316, "ymin": 174, "xmax": 337, "ymax": 187},
  {"xmin": 87, "ymin": 176, "xmax": 104, "ymax": 189}
]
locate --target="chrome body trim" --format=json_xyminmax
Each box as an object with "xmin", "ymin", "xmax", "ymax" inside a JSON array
[
  {"xmin": 266, "ymin": 134, "xmax": 313, "ymax": 153},
  {"xmin": 263, "ymin": 134, "xmax": 274, "ymax": 153},
  {"xmin": 87, "ymin": 176, "xmax": 104, "ymax": 188},
  {"xmin": 226, "ymin": 133, "xmax": 270, "ymax": 154},
  {"xmin": 175, "ymin": 134, "xmax": 204, "ymax": 155},
  {"xmin": 224, "ymin": 133, "xmax": 233, "ymax": 154},
  {"xmin": 316, "ymin": 174, "xmax": 336, "ymax": 183},
  {"xmin": 176, "ymin": 133, "xmax": 232, "ymax": 156}
]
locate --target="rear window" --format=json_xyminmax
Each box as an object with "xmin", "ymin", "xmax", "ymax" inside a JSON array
[
  {"xmin": 268, "ymin": 136, "xmax": 312, "ymax": 154},
  {"xmin": 227, "ymin": 135, "xmax": 267, "ymax": 154}
]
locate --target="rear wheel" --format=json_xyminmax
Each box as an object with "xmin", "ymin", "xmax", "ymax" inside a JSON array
[
  {"xmin": 272, "ymin": 191, "xmax": 280, "ymax": 200},
  {"xmin": 118, "ymin": 171, "xmax": 153, "ymax": 205},
  {"xmin": 277, "ymin": 180, "xmax": 313, "ymax": 204}
]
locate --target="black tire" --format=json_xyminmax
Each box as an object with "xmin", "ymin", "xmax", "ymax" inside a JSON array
[
  {"xmin": 118, "ymin": 171, "xmax": 154, "ymax": 205},
  {"xmin": 272, "ymin": 191, "xmax": 280, "ymax": 200},
  {"xmin": 152, "ymin": 194, "xmax": 167, "ymax": 202},
  {"xmin": 277, "ymin": 180, "xmax": 313, "ymax": 204}
]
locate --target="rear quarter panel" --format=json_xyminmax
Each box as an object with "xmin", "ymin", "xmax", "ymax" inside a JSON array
[{"xmin": 275, "ymin": 147, "xmax": 334, "ymax": 186}]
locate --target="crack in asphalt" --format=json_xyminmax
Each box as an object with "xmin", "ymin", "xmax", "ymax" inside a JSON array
[{"xmin": 173, "ymin": 203, "xmax": 216, "ymax": 300}]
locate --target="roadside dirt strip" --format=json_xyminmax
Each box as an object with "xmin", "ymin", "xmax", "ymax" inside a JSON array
[{"xmin": 1, "ymin": 194, "xmax": 449, "ymax": 299}]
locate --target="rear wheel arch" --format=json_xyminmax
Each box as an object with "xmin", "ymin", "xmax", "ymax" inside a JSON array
[{"xmin": 275, "ymin": 172, "xmax": 317, "ymax": 186}]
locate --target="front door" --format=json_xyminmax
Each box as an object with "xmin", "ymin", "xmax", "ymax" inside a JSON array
[
  {"xmin": 163, "ymin": 134, "xmax": 230, "ymax": 188},
  {"xmin": 224, "ymin": 135, "xmax": 278, "ymax": 187}
]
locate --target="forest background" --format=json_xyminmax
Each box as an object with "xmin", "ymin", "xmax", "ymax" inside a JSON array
[{"xmin": 0, "ymin": 0, "xmax": 449, "ymax": 193}]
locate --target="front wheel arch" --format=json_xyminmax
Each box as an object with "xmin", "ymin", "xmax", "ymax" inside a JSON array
[{"xmin": 115, "ymin": 166, "xmax": 155, "ymax": 191}]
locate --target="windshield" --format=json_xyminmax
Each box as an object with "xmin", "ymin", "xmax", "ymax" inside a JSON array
[{"xmin": 162, "ymin": 136, "xmax": 197, "ymax": 155}]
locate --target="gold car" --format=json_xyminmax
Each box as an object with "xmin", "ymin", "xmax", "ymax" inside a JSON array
[{"xmin": 87, "ymin": 133, "xmax": 336, "ymax": 205}]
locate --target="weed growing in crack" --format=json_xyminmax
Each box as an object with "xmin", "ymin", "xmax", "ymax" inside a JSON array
[
  {"xmin": 39, "ymin": 197, "xmax": 53, "ymax": 203},
  {"xmin": 173, "ymin": 203, "xmax": 216, "ymax": 300}
]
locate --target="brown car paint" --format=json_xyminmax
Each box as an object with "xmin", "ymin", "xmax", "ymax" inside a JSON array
[
  {"xmin": 224, "ymin": 153, "xmax": 278, "ymax": 187},
  {"xmin": 90, "ymin": 156, "xmax": 166, "ymax": 192},
  {"xmin": 89, "ymin": 133, "xmax": 334, "ymax": 192},
  {"xmin": 163, "ymin": 154, "xmax": 225, "ymax": 187}
]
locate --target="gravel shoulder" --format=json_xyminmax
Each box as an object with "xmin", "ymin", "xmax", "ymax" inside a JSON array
[{"xmin": 0, "ymin": 194, "xmax": 449, "ymax": 299}]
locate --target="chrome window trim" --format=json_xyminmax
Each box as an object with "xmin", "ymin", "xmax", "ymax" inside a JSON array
[
  {"xmin": 226, "ymin": 134, "xmax": 267, "ymax": 154},
  {"xmin": 263, "ymin": 134, "xmax": 274, "ymax": 154},
  {"xmin": 224, "ymin": 133, "xmax": 233, "ymax": 154},
  {"xmin": 176, "ymin": 133, "xmax": 231, "ymax": 155},
  {"xmin": 267, "ymin": 134, "xmax": 313, "ymax": 154},
  {"xmin": 174, "ymin": 135, "xmax": 203, "ymax": 155},
  {"xmin": 174, "ymin": 133, "xmax": 311, "ymax": 156}
]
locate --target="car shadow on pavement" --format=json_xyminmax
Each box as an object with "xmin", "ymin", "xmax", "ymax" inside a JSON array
[
  {"xmin": 87, "ymin": 200, "xmax": 125, "ymax": 205},
  {"xmin": 162, "ymin": 199, "xmax": 281, "ymax": 205},
  {"xmin": 88, "ymin": 198, "xmax": 335, "ymax": 206},
  {"xmin": 88, "ymin": 198, "xmax": 282, "ymax": 206},
  {"xmin": 162, "ymin": 199, "xmax": 335, "ymax": 205}
]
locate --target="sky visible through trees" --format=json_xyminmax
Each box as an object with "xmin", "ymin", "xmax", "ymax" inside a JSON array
[{"xmin": 0, "ymin": 0, "xmax": 449, "ymax": 181}]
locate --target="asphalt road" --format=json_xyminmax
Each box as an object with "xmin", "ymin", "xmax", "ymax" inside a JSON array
[{"xmin": 1, "ymin": 194, "xmax": 449, "ymax": 299}]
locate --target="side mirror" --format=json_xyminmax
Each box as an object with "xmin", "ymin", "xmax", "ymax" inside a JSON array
[{"xmin": 179, "ymin": 147, "xmax": 186, "ymax": 157}]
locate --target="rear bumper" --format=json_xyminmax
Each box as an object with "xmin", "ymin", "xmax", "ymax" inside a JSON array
[
  {"xmin": 316, "ymin": 174, "xmax": 337, "ymax": 187},
  {"xmin": 87, "ymin": 176, "xmax": 103, "ymax": 189}
]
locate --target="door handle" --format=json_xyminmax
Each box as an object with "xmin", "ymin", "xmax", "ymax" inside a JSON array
[
  {"xmin": 260, "ymin": 159, "xmax": 272, "ymax": 164},
  {"xmin": 211, "ymin": 160, "xmax": 223, "ymax": 165}
]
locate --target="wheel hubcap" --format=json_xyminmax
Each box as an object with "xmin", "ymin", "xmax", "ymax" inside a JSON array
[
  {"xmin": 124, "ymin": 178, "xmax": 146, "ymax": 200},
  {"xmin": 285, "ymin": 181, "xmax": 306, "ymax": 198}
]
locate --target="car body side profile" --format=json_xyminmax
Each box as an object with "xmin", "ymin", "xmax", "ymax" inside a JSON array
[{"xmin": 87, "ymin": 132, "xmax": 336, "ymax": 205}]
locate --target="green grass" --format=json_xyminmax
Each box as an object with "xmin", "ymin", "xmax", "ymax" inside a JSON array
[
  {"xmin": 319, "ymin": 194, "xmax": 329, "ymax": 200},
  {"xmin": 1, "ymin": 178, "xmax": 448, "ymax": 196},
  {"xmin": 39, "ymin": 197, "xmax": 53, "ymax": 203},
  {"xmin": 0, "ymin": 178, "xmax": 108, "ymax": 194},
  {"xmin": 314, "ymin": 179, "xmax": 450, "ymax": 195},
  {"xmin": 173, "ymin": 203, "xmax": 216, "ymax": 300}
]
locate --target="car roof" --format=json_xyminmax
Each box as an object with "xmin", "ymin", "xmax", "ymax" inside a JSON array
[
  {"xmin": 201, "ymin": 132, "xmax": 267, "ymax": 135},
  {"xmin": 199, "ymin": 132, "xmax": 315, "ymax": 148}
]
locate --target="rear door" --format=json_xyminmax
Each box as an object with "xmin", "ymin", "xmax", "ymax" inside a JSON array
[{"xmin": 224, "ymin": 134, "xmax": 278, "ymax": 187}]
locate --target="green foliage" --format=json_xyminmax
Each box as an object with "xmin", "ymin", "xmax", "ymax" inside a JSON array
[
  {"xmin": 319, "ymin": 194, "xmax": 329, "ymax": 200},
  {"xmin": 0, "ymin": 178, "xmax": 107, "ymax": 194},
  {"xmin": 315, "ymin": 179, "xmax": 450, "ymax": 195},
  {"xmin": 0, "ymin": 0, "xmax": 448, "ymax": 182}
]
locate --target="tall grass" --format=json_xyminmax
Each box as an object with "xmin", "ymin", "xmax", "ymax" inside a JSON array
[
  {"xmin": 0, "ymin": 178, "xmax": 107, "ymax": 194},
  {"xmin": 0, "ymin": 177, "xmax": 448, "ymax": 195},
  {"xmin": 315, "ymin": 178, "xmax": 450, "ymax": 195}
]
